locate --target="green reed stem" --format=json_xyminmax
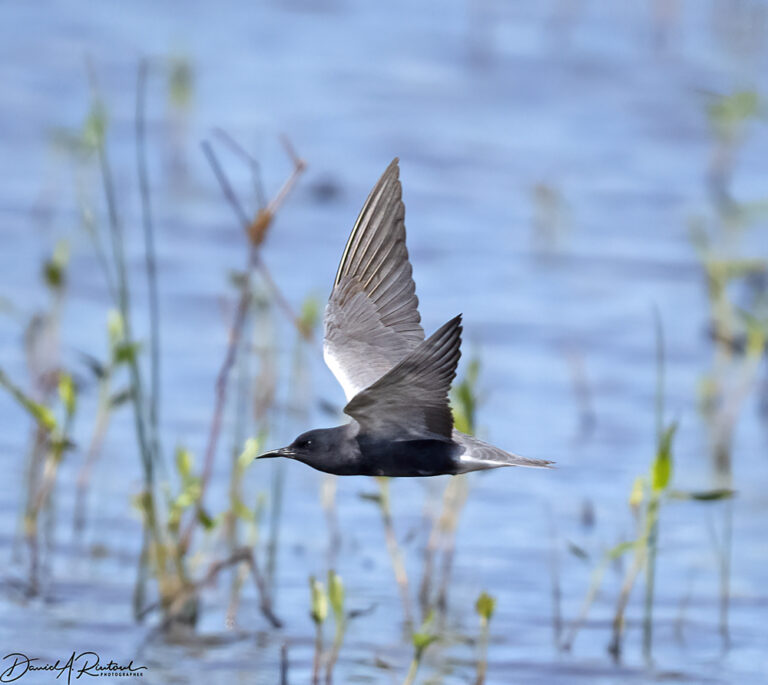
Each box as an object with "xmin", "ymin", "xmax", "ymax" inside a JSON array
[{"xmin": 136, "ymin": 58, "xmax": 162, "ymax": 465}]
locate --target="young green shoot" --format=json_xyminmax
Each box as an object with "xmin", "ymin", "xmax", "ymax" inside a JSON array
[
  {"xmin": 325, "ymin": 570, "xmax": 346, "ymax": 685},
  {"xmin": 309, "ymin": 575, "xmax": 329, "ymax": 685},
  {"xmin": 403, "ymin": 613, "xmax": 438, "ymax": 685},
  {"xmin": 474, "ymin": 591, "xmax": 496, "ymax": 685}
]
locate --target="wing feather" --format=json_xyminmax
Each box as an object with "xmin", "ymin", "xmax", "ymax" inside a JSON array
[
  {"xmin": 323, "ymin": 158, "xmax": 424, "ymax": 400},
  {"xmin": 343, "ymin": 315, "xmax": 462, "ymax": 439}
]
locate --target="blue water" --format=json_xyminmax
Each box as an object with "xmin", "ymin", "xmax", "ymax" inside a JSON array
[{"xmin": 1, "ymin": 1, "xmax": 767, "ymax": 683}]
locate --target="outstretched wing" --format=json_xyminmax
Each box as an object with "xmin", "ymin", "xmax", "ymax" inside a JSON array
[
  {"xmin": 343, "ymin": 315, "xmax": 462, "ymax": 440},
  {"xmin": 323, "ymin": 158, "xmax": 424, "ymax": 401}
]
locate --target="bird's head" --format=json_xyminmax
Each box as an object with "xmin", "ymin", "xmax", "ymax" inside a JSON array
[{"xmin": 256, "ymin": 427, "xmax": 352, "ymax": 472}]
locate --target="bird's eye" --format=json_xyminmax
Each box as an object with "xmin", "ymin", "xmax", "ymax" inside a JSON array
[{"xmin": 298, "ymin": 438, "xmax": 313, "ymax": 449}]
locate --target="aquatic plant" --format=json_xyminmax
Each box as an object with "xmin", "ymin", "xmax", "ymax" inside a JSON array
[
  {"xmin": 474, "ymin": 591, "xmax": 496, "ymax": 685},
  {"xmin": 366, "ymin": 477, "xmax": 414, "ymax": 627},
  {"xmin": 325, "ymin": 570, "xmax": 347, "ymax": 685},
  {"xmin": 419, "ymin": 357, "xmax": 479, "ymax": 619},
  {"xmin": 73, "ymin": 310, "xmax": 135, "ymax": 534},
  {"xmin": 0, "ymin": 240, "xmax": 74, "ymax": 591},
  {"xmin": 309, "ymin": 574, "xmax": 329, "ymax": 685},
  {"xmin": 402, "ymin": 613, "xmax": 439, "ymax": 685},
  {"xmin": 562, "ymin": 314, "xmax": 735, "ymax": 663},
  {"xmin": 37, "ymin": 61, "xmax": 306, "ymax": 630},
  {"xmin": 693, "ymin": 87, "xmax": 768, "ymax": 644},
  {"xmin": 0, "ymin": 367, "xmax": 77, "ymax": 591}
]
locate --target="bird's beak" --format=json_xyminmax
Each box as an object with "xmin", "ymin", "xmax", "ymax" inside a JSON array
[{"xmin": 255, "ymin": 446, "xmax": 294, "ymax": 460}]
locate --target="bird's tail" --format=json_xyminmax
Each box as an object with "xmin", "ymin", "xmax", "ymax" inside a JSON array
[{"xmin": 453, "ymin": 431, "xmax": 554, "ymax": 473}]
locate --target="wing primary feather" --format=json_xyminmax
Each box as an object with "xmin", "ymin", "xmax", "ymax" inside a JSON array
[
  {"xmin": 334, "ymin": 158, "xmax": 400, "ymax": 286},
  {"xmin": 323, "ymin": 158, "xmax": 425, "ymax": 401}
]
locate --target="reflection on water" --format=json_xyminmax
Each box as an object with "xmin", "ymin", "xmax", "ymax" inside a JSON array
[{"xmin": 1, "ymin": 1, "xmax": 767, "ymax": 683}]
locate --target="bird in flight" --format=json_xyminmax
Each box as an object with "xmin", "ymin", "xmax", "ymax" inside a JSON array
[{"xmin": 258, "ymin": 159, "xmax": 553, "ymax": 476}]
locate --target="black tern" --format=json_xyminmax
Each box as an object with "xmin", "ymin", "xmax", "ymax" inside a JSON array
[{"xmin": 258, "ymin": 159, "xmax": 553, "ymax": 476}]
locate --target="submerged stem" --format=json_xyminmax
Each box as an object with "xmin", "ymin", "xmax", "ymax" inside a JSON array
[{"xmin": 642, "ymin": 496, "xmax": 661, "ymax": 664}]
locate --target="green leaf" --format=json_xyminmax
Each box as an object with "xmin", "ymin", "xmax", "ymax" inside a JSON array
[
  {"xmin": 708, "ymin": 90, "xmax": 760, "ymax": 137},
  {"xmin": 651, "ymin": 422, "xmax": 677, "ymax": 492},
  {"xmin": 299, "ymin": 296, "xmax": 321, "ymax": 337},
  {"xmin": 0, "ymin": 369, "xmax": 57, "ymax": 432},
  {"xmin": 49, "ymin": 436, "xmax": 75, "ymax": 460},
  {"xmin": 172, "ymin": 478, "xmax": 201, "ymax": 511},
  {"xmin": 175, "ymin": 446, "xmax": 194, "ymax": 481},
  {"xmin": 112, "ymin": 340, "xmax": 142, "ymax": 366},
  {"xmin": 566, "ymin": 542, "xmax": 590, "ymax": 562},
  {"xmin": 109, "ymin": 387, "xmax": 132, "ymax": 408},
  {"xmin": 327, "ymin": 570, "xmax": 345, "ymax": 621},
  {"xmin": 169, "ymin": 56, "xmax": 194, "ymax": 109},
  {"xmin": 58, "ymin": 372, "xmax": 77, "ymax": 416},
  {"xmin": 451, "ymin": 356, "xmax": 481, "ymax": 436},
  {"xmin": 309, "ymin": 575, "xmax": 328, "ymax": 624},
  {"xmin": 107, "ymin": 309, "xmax": 124, "ymax": 346},
  {"xmin": 78, "ymin": 352, "xmax": 107, "ymax": 380},
  {"xmin": 741, "ymin": 311, "xmax": 767, "ymax": 359},
  {"xmin": 231, "ymin": 496, "xmax": 254, "ymax": 523},
  {"xmin": 668, "ymin": 489, "xmax": 736, "ymax": 502},
  {"xmin": 606, "ymin": 540, "xmax": 637, "ymax": 561},
  {"xmin": 42, "ymin": 240, "xmax": 69, "ymax": 292},
  {"xmin": 131, "ymin": 491, "xmax": 153, "ymax": 518},
  {"xmin": 475, "ymin": 591, "xmax": 496, "ymax": 622},
  {"xmin": 197, "ymin": 507, "xmax": 216, "ymax": 530},
  {"xmin": 629, "ymin": 475, "xmax": 646, "ymax": 510},
  {"xmin": 238, "ymin": 437, "xmax": 262, "ymax": 470},
  {"xmin": 412, "ymin": 632, "xmax": 438, "ymax": 651},
  {"xmin": 83, "ymin": 100, "xmax": 108, "ymax": 149},
  {"xmin": 411, "ymin": 611, "xmax": 437, "ymax": 652}
]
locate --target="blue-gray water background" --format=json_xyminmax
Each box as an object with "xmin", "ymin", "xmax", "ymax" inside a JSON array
[{"xmin": 1, "ymin": 1, "xmax": 767, "ymax": 683}]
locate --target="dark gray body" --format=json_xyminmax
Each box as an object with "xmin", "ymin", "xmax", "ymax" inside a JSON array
[
  {"xmin": 258, "ymin": 424, "xmax": 551, "ymax": 476},
  {"xmin": 261, "ymin": 425, "xmax": 463, "ymax": 477}
]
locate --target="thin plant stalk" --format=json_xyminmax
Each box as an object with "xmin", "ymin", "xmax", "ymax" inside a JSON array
[
  {"xmin": 325, "ymin": 571, "xmax": 346, "ymax": 685},
  {"xmin": 549, "ymin": 514, "xmax": 563, "ymax": 648},
  {"xmin": 181, "ymin": 139, "xmax": 305, "ymax": 551},
  {"xmin": 87, "ymin": 69, "xmax": 160, "ymax": 530},
  {"xmin": 313, "ymin": 622, "xmax": 324, "ymax": 685},
  {"xmin": 266, "ymin": 458, "xmax": 285, "ymax": 594},
  {"xmin": 136, "ymin": 58, "xmax": 162, "ymax": 464},
  {"xmin": 376, "ymin": 477, "xmax": 413, "ymax": 627},
  {"xmin": 224, "ymin": 299, "xmax": 254, "ymax": 627},
  {"xmin": 73, "ymin": 365, "xmax": 113, "ymax": 534},
  {"xmin": 268, "ymin": 304, "xmax": 316, "ymax": 594},
  {"xmin": 560, "ymin": 556, "xmax": 610, "ymax": 651},
  {"xmin": 280, "ymin": 643, "xmax": 289, "ymax": 685},
  {"xmin": 435, "ymin": 476, "xmax": 469, "ymax": 613},
  {"xmin": 474, "ymin": 593, "xmax": 495, "ymax": 685},
  {"xmin": 402, "ymin": 630, "xmax": 436, "ymax": 685},
  {"xmin": 643, "ymin": 309, "xmax": 665, "ymax": 662},
  {"xmin": 402, "ymin": 658, "xmax": 420, "ymax": 685},
  {"xmin": 642, "ymin": 499, "xmax": 659, "ymax": 663},
  {"xmin": 608, "ymin": 543, "xmax": 646, "ymax": 661},
  {"xmin": 309, "ymin": 576, "xmax": 328, "ymax": 685},
  {"xmin": 719, "ymin": 499, "xmax": 733, "ymax": 648}
]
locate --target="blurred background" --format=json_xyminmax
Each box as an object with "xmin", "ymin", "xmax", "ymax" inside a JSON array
[{"xmin": 1, "ymin": 1, "xmax": 767, "ymax": 683}]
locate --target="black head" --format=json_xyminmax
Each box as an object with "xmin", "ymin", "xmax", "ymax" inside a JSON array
[{"xmin": 256, "ymin": 426, "xmax": 357, "ymax": 474}]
